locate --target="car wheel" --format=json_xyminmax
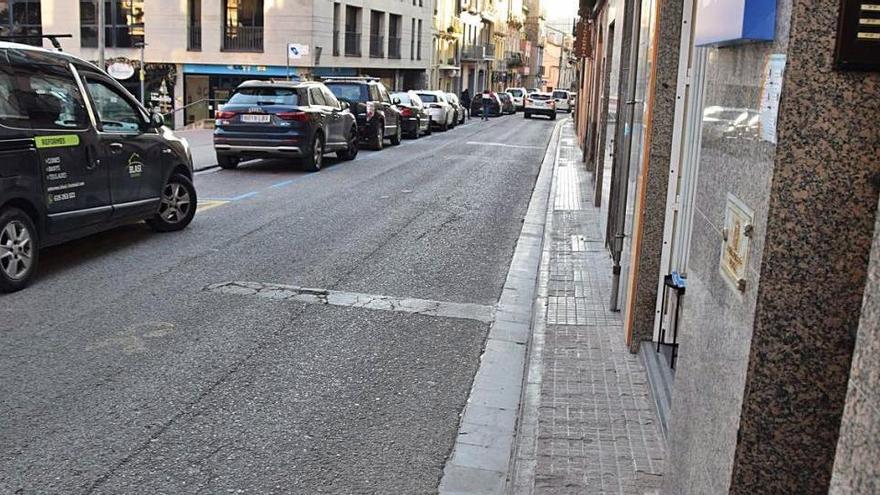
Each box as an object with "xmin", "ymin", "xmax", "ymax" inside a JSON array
[
  {"xmin": 337, "ymin": 126, "xmax": 359, "ymax": 161},
  {"xmin": 412, "ymin": 119, "xmax": 421, "ymax": 139},
  {"xmin": 425, "ymin": 118, "xmax": 433, "ymax": 135},
  {"xmin": 303, "ymin": 132, "xmax": 325, "ymax": 172},
  {"xmin": 147, "ymin": 173, "xmax": 197, "ymax": 233},
  {"xmin": 370, "ymin": 122, "xmax": 384, "ymax": 150},
  {"xmin": 218, "ymin": 155, "xmax": 239, "ymax": 169},
  {"xmin": 524, "ymin": 112, "xmax": 531, "ymax": 119},
  {"xmin": 0, "ymin": 207, "xmax": 38, "ymax": 293},
  {"xmin": 390, "ymin": 123, "xmax": 402, "ymax": 145},
  {"xmin": 550, "ymin": 113, "xmax": 557, "ymax": 121},
  {"xmin": 441, "ymin": 117, "xmax": 449, "ymax": 132}
]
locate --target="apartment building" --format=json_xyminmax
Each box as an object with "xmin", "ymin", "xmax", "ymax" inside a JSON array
[
  {"xmin": 16, "ymin": 0, "xmax": 433, "ymax": 127},
  {"xmin": 522, "ymin": 0, "xmax": 544, "ymax": 89}
]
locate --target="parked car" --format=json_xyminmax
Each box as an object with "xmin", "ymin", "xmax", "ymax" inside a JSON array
[
  {"xmin": 324, "ymin": 77, "xmax": 402, "ymax": 150},
  {"xmin": 498, "ymin": 93, "xmax": 516, "ymax": 115},
  {"xmin": 445, "ymin": 93, "xmax": 467, "ymax": 125},
  {"xmin": 553, "ymin": 90, "xmax": 573, "ymax": 113},
  {"xmin": 524, "ymin": 92, "xmax": 557, "ymax": 120},
  {"xmin": 505, "ymin": 87, "xmax": 528, "ymax": 110},
  {"xmin": 470, "ymin": 92, "xmax": 502, "ymax": 118},
  {"xmin": 416, "ymin": 90, "xmax": 455, "ymax": 131},
  {"xmin": 527, "ymin": 87, "xmax": 539, "ymax": 94},
  {"xmin": 214, "ymin": 81, "xmax": 358, "ymax": 172},
  {"xmin": 391, "ymin": 91, "xmax": 432, "ymax": 139},
  {"xmin": 0, "ymin": 41, "xmax": 196, "ymax": 292}
]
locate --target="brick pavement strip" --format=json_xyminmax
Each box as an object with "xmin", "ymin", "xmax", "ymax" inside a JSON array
[{"xmin": 510, "ymin": 121, "xmax": 665, "ymax": 494}]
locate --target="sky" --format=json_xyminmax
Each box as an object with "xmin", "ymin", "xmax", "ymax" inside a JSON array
[{"xmin": 544, "ymin": 0, "xmax": 580, "ymax": 32}]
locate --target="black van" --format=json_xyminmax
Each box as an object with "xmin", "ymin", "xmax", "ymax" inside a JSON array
[{"xmin": 0, "ymin": 42, "xmax": 196, "ymax": 292}]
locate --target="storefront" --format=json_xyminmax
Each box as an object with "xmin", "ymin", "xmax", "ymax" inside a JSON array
[{"xmin": 182, "ymin": 63, "xmax": 300, "ymax": 126}]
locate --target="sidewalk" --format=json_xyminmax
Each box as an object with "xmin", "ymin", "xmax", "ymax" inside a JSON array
[{"xmin": 510, "ymin": 120, "xmax": 665, "ymax": 493}]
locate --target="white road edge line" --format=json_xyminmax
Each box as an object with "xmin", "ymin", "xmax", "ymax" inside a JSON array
[{"xmin": 465, "ymin": 141, "xmax": 544, "ymax": 150}]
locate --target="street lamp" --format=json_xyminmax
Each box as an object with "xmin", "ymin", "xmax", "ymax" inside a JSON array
[{"xmin": 135, "ymin": 42, "xmax": 147, "ymax": 105}]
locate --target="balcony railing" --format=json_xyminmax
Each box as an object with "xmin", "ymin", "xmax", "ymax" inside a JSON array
[
  {"xmin": 461, "ymin": 43, "xmax": 496, "ymax": 61},
  {"xmin": 344, "ymin": 31, "xmax": 361, "ymax": 56},
  {"xmin": 223, "ymin": 25, "xmax": 263, "ymax": 52},
  {"xmin": 333, "ymin": 30, "xmax": 340, "ymax": 56},
  {"xmin": 369, "ymin": 34, "xmax": 384, "ymax": 58},
  {"xmin": 187, "ymin": 25, "xmax": 201, "ymax": 51},
  {"xmin": 388, "ymin": 36, "xmax": 402, "ymax": 59},
  {"xmin": 507, "ymin": 51, "xmax": 524, "ymax": 67}
]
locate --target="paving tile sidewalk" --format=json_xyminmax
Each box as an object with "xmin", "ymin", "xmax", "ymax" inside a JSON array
[{"xmin": 510, "ymin": 121, "xmax": 665, "ymax": 494}]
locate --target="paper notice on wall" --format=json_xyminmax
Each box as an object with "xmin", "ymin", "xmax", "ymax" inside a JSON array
[{"xmin": 759, "ymin": 54, "xmax": 786, "ymax": 144}]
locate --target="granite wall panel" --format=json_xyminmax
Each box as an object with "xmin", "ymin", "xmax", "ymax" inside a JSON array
[{"xmin": 829, "ymin": 200, "xmax": 880, "ymax": 495}]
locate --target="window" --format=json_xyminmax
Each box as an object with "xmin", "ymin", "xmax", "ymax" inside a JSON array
[
  {"xmin": 80, "ymin": 0, "xmax": 144, "ymax": 48},
  {"xmin": 416, "ymin": 92, "xmax": 437, "ymax": 103},
  {"xmin": 188, "ymin": 0, "xmax": 201, "ymax": 51},
  {"xmin": 388, "ymin": 14, "xmax": 401, "ymax": 59},
  {"xmin": 332, "ymin": 2, "xmax": 340, "ymax": 56},
  {"xmin": 227, "ymin": 87, "xmax": 299, "ymax": 106},
  {"xmin": 309, "ymin": 87, "xmax": 326, "ymax": 106},
  {"xmin": 369, "ymin": 10, "xmax": 384, "ymax": 58},
  {"xmin": 417, "ymin": 19, "xmax": 422, "ymax": 60},
  {"xmin": 325, "ymin": 83, "xmax": 368, "ymax": 102},
  {"xmin": 377, "ymin": 84, "xmax": 391, "ymax": 104},
  {"xmin": 410, "ymin": 18, "xmax": 415, "ymax": 60},
  {"xmin": 223, "ymin": 0, "xmax": 263, "ymax": 52},
  {"xmin": 1, "ymin": 66, "xmax": 89, "ymax": 130},
  {"xmin": 344, "ymin": 5, "xmax": 361, "ymax": 56},
  {"xmin": 393, "ymin": 92, "xmax": 411, "ymax": 105},
  {"xmin": 85, "ymin": 78, "xmax": 143, "ymax": 134},
  {"xmin": 320, "ymin": 86, "xmax": 340, "ymax": 108},
  {"xmin": 0, "ymin": 0, "xmax": 42, "ymax": 46}
]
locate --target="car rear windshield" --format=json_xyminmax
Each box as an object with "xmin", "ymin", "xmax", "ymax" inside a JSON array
[
  {"xmin": 228, "ymin": 88, "xmax": 299, "ymax": 106},
  {"xmin": 393, "ymin": 93, "xmax": 412, "ymax": 105},
  {"xmin": 507, "ymin": 89, "xmax": 524, "ymax": 97},
  {"xmin": 531, "ymin": 94, "xmax": 552, "ymax": 100},
  {"xmin": 326, "ymin": 83, "xmax": 369, "ymax": 102},
  {"xmin": 553, "ymin": 91, "xmax": 569, "ymax": 98},
  {"xmin": 417, "ymin": 93, "xmax": 438, "ymax": 103}
]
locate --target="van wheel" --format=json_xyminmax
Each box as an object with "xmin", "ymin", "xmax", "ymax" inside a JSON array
[
  {"xmin": 524, "ymin": 112, "xmax": 531, "ymax": 119},
  {"xmin": 303, "ymin": 133, "xmax": 325, "ymax": 172},
  {"xmin": 337, "ymin": 127, "xmax": 359, "ymax": 161},
  {"xmin": 218, "ymin": 155, "xmax": 239, "ymax": 169},
  {"xmin": 370, "ymin": 122, "xmax": 384, "ymax": 150},
  {"xmin": 147, "ymin": 174, "xmax": 197, "ymax": 233},
  {"xmin": 390, "ymin": 124, "xmax": 402, "ymax": 145},
  {"xmin": 0, "ymin": 207, "xmax": 39, "ymax": 293},
  {"xmin": 425, "ymin": 118, "xmax": 433, "ymax": 135}
]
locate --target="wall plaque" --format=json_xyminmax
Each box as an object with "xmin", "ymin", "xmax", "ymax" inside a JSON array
[
  {"xmin": 835, "ymin": 0, "xmax": 880, "ymax": 70},
  {"xmin": 720, "ymin": 194, "xmax": 754, "ymax": 292}
]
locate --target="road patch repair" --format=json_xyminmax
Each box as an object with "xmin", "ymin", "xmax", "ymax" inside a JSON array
[{"xmin": 204, "ymin": 281, "xmax": 495, "ymax": 323}]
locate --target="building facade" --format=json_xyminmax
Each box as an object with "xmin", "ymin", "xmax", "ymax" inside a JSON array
[
  {"xmin": 22, "ymin": 0, "xmax": 434, "ymax": 127},
  {"xmin": 572, "ymin": 0, "xmax": 880, "ymax": 491}
]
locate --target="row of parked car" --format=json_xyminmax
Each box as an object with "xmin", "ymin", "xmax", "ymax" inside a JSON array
[
  {"xmin": 214, "ymin": 77, "xmax": 474, "ymax": 172},
  {"xmin": 467, "ymin": 87, "xmax": 577, "ymax": 120}
]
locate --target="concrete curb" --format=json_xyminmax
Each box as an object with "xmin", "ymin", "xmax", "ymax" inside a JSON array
[{"xmin": 438, "ymin": 118, "xmax": 568, "ymax": 495}]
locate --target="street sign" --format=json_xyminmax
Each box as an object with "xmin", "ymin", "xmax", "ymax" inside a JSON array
[{"xmin": 288, "ymin": 43, "xmax": 309, "ymax": 60}]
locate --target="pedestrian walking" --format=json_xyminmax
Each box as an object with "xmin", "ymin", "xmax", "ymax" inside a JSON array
[{"xmin": 481, "ymin": 90, "xmax": 492, "ymax": 121}]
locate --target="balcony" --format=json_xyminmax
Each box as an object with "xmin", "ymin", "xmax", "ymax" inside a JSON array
[
  {"xmin": 507, "ymin": 52, "xmax": 524, "ymax": 67},
  {"xmin": 369, "ymin": 34, "xmax": 384, "ymax": 58},
  {"xmin": 223, "ymin": 26, "xmax": 263, "ymax": 52},
  {"xmin": 187, "ymin": 25, "xmax": 201, "ymax": 51},
  {"xmin": 388, "ymin": 36, "xmax": 402, "ymax": 59},
  {"xmin": 461, "ymin": 43, "xmax": 496, "ymax": 61},
  {"xmin": 345, "ymin": 31, "xmax": 361, "ymax": 56}
]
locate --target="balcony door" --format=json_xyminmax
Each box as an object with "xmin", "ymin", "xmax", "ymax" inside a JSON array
[{"xmin": 223, "ymin": 0, "xmax": 263, "ymax": 52}]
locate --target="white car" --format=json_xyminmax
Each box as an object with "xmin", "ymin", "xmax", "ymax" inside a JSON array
[
  {"xmin": 553, "ymin": 90, "xmax": 573, "ymax": 113},
  {"xmin": 445, "ymin": 93, "xmax": 467, "ymax": 125},
  {"xmin": 524, "ymin": 92, "xmax": 557, "ymax": 120},
  {"xmin": 416, "ymin": 91, "xmax": 456, "ymax": 131},
  {"xmin": 505, "ymin": 87, "xmax": 528, "ymax": 110}
]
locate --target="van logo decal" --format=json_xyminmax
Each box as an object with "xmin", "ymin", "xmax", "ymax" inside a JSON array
[
  {"xmin": 35, "ymin": 135, "xmax": 80, "ymax": 149},
  {"xmin": 128, "ymin": 153, "xmax": 144, "ymax": 178}
]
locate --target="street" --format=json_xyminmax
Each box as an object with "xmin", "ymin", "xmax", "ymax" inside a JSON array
[{"xmin": 0, "ymin": 115, "xmax": 556, "ymax": 493}]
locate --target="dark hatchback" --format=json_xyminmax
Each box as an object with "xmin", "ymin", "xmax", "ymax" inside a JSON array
[
  {"xmin": 391, "ymin": 91, "xmax": 431, "ymax": 139},
  {"xmin": 213, "ymin": 80, "xmax": 358, "ymax": 172},
  {"xmin": 323, "ymin": 78, "xmax": 402, "ymax": 150},
  {"xmin": 470, "ymin": 93, "xmax": 502, "ymax": 117},
  {"xmin": 0, "ymin": 42, "xmax": 195, "ymax": 292}
]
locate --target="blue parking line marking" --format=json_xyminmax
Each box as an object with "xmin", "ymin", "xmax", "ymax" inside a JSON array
[
  {"xmin": 269, "ymin": 179, "xmax": 296, "ymax": 189},
  {"xmin": 202, "ymin": 191, "xmax": 259, "ymax": 202}
]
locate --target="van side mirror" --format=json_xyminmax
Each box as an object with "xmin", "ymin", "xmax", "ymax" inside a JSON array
[
  {"xmin": 339, "ymin": 101, "xmax": 350, "ymax": 111},
  {"xmin": 392, "ymin": 96, "xmax": 401, "ymax": 105},
  {"xmin": 148, "ymin": 109, "xmax": 164, "ymax": 128}
]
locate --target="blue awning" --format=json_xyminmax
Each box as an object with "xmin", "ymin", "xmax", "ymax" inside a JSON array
[{"xmin": 183, "ymin": 63, "xmax": 299, "ymax": 77}]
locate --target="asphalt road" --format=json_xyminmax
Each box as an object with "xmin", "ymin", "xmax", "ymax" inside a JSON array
[{"xmin": 0, "ymin": 113, "xmax": 557, "ymax": 494}]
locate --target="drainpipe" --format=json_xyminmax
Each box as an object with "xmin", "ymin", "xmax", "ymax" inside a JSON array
[{"xmin": 609, "ymin": 0, "xmax": 642, "ymax": 312}]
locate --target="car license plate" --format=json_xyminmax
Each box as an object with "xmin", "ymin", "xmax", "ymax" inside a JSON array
[{"xmin": 241, "ymin": 114, "xmax": 271, "ymax": 123}]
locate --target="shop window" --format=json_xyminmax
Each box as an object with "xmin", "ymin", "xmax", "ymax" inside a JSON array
[
  {"xmin": 0, "ymin": 0, "xmax": 42, "ymax": 46},
  {"xmin": 80, "ymin": 0, "xmax": 145, "ymax": 48}
]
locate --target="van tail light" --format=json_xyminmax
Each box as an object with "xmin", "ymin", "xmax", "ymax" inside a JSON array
[
  {"xmin": 277, "ymin": 111, "xmax": 309, "ymax": 122},
  {"xmin": 215, "ymin": 110, "xmax": 237, "ymax": 119},
  {"xmin": 366, "ymin": 102, "xmax": 376, "ymax": 120},
  {"xmin": 400, "ymin": 107, "xmax": 414, "ymax": 118}
]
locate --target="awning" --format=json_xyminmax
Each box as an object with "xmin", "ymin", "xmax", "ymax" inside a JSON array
[{"xmin": 183, "ymin": 63, "xmax": 298, "ymax": 77}]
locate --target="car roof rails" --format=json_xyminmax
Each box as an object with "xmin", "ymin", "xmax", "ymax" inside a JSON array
[
  {"xmin": 321, "ymin": 76, "xmax": 380, "ymax": 82},
  {"xmin": 0, "ymin": 34, "xmax": 72, "ymax": 51}
]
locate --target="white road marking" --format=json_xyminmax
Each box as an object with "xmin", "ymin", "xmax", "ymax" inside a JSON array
[
  {"xmin": 465, "ymin": 141, "xmax": 544, "ymax": 150},
  {"xmin": 204, "ymin": 281, "xmax": 495, "ymax": 323}
]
